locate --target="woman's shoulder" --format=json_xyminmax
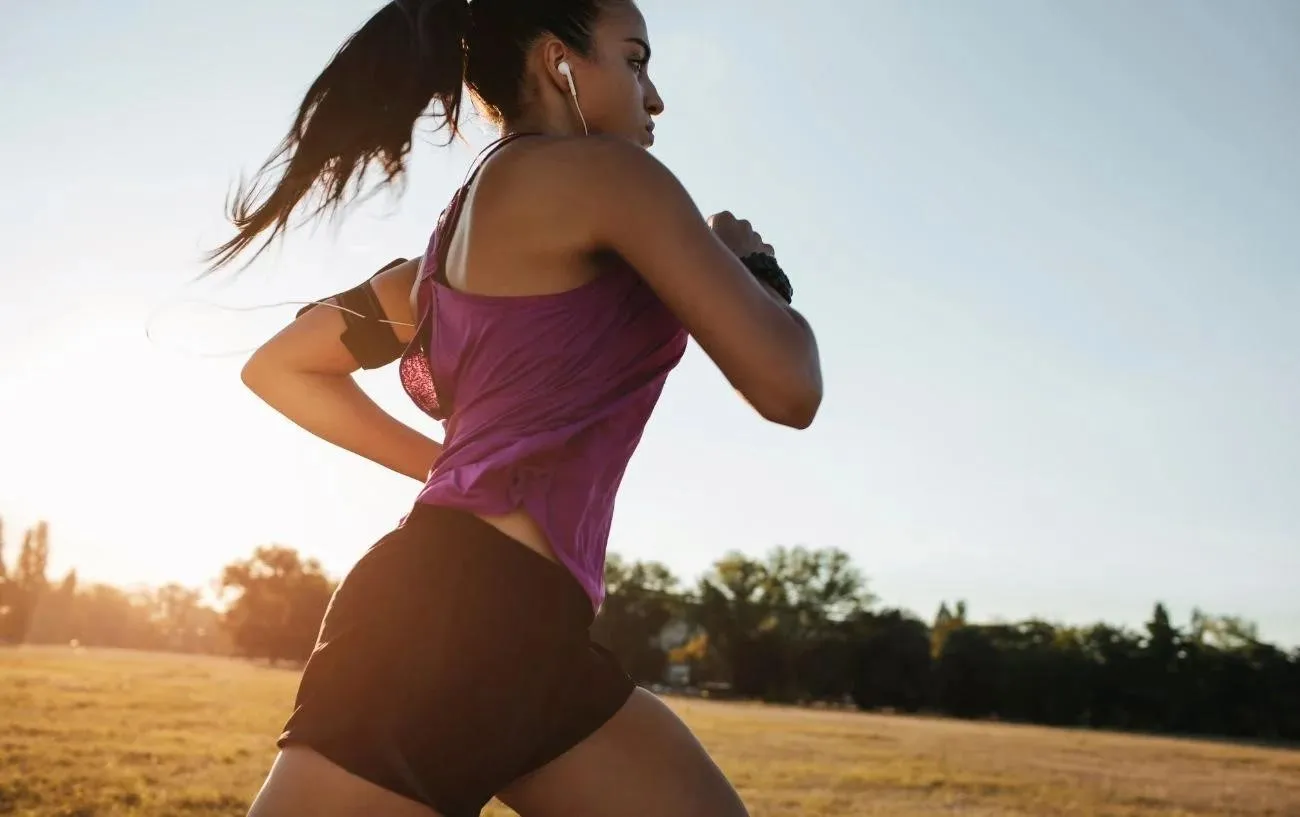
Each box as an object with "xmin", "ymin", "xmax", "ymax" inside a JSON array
[
  {"xmin": 477, "ymin": 134, "xmax": 676, "ymax": 203},
  {"xmin": 467, "ymin": 135, "xmax": 688, "ymax": 266}
]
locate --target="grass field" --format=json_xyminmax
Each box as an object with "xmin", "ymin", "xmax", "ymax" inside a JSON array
[{"xmin": 2, "ymin": 648, "xmax": 1298, "ymax": 816}]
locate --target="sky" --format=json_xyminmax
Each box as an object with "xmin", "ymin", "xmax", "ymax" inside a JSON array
[{"xmin": 1, "ymin": 1, "xmax": 1297, "ymax": 645}]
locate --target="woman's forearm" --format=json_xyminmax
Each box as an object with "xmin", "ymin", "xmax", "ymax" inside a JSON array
[{"xmin": 243, "ymin": 367, "xmax": 442, "ymax": 482}]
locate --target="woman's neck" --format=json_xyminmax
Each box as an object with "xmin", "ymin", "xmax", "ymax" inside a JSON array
[{"xmin": 502, "ymin": 96, "xmax": 586, "ymax": 139}]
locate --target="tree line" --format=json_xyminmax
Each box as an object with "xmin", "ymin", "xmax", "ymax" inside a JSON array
[
  {"xmin": 2, "ymin": 515, "xmax": 1297, "ymax": 742},
  {"xmin": 0, "ymin": 519, "xmax": 230, "ymax": 654}
]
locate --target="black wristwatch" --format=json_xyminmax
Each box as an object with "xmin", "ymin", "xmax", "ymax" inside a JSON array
[{"xmin": 741, "ymin": 253, "xmax": 793, "ymax": 304}]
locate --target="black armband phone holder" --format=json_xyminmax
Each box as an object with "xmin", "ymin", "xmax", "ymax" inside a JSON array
[
  {"xmin": 742, "ymin": 253, "xmax": 793, "ymax": 304},
  {"xmin": 297, "ymin": 257, "xmax": 410, "ymax": 370}
]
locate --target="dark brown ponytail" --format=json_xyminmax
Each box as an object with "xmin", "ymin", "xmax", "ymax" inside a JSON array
[
  {"xmin": 204, "ymin": 0, "xmax": 471, "ymax": 272},
  {"xmin": 205, "ymin": 0, "xmax": 616, "ymax": 273}
]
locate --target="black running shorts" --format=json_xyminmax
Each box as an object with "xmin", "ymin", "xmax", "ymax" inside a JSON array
[{"xmin": 276, "ymin": 503, "xmax": 634, "ymax": 816}]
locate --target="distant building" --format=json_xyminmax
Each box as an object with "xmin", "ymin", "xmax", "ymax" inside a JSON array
[{"xmin": 655, "ymin": 617, "xmax": 704, "ymax": 688}]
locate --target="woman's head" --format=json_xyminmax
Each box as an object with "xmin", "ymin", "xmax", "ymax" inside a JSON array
[
  {"xmin": 206, "ymin": 0, "xmax": 663, "ymax": 272},
  {"xmin": 468, "ymin": 0, "xmax": 662, "ymax": 144}
]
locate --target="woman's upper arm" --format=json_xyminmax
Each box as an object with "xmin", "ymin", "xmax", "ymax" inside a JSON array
[
  {"xmin": 243, "ymin": 257, "xmax": 421, "ymax": 379},
  {"xmin": 559, "ymin": 138, "xmax": 822, "ymax": 426}
]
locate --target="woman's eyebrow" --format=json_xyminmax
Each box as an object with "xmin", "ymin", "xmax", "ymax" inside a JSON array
[{"xmin": 625, "ymin": 37, "xmax": 651, "ymax": 60}]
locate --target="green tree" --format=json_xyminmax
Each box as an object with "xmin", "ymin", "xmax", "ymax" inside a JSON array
[
  {"xmin": 150, "ymin": 583, "xmax": 224, "ymax": 653},
  {"xmin": 934, "ymin": 624, "xmax": 1001, "ymax": 718},
  {"xmin": 850, "ymin": 609, "xmax": 932, "ymax": 712},
  {"xmin": 67, "ymin": 583, "xmax": 159, "ymax": 649},
  {"xmin": 219, "ymin": 545, "xmax": 335, "ymax": 664},
  {"xmin": 694, "ymin": 552, "xmax": 780, "ymax": 696},
  {"xmin": 695, "ymin": 547, "xmax": 873, "ymax": 701},
  {"xmin": 1189, "ymin": 607, "xmax": 1260, "ymax": 650},
  {"xmin": 593, "ymin": 555, "xmax": 683, "ymax": 683},
  {"xmin": 4, "ymin": 522, "xmax": 50, "ymax": 643},
  {"xmin": 27, "ymin": 569, "xmax": 77, "ymax": 644},
  {"xmin": 0, "ymin": 516, "xmax": 9, "ymax": 640},
  {"xmin": 931, "ymin": 599, "xmax": 968, "ymax": 658},
  {"xmin": 765, "ymin": 545, "xmax": 874, "ymax": 633}
]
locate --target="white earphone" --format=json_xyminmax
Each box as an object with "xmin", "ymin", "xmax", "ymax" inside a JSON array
[
  {"xmin": 557, "ymin": 61, "xmax": 577, "ymax": 98},
  {"xmin": 557, "ymin": 60, "xmax": 589, "ymax": 135}
]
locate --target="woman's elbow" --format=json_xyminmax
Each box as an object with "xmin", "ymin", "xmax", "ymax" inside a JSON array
[
  {"xmin": 240, "ymin": 350, "xmax": 278, "ymax": 399},
  {"xmin": 761, "ymin": 314, "xmax": 822, "ymax": 429},
  {"xmin": 755, "ymin": 375, "xmax": 822, "ymax": 429}
]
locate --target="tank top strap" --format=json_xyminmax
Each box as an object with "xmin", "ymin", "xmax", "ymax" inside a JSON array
[
  {"xmin": 418, "ymin": 131, "xmax": 538, "ymax": 292},
  {"xmin": 403, "ymin": 132, "xmax": 539, "ymax": 420}
]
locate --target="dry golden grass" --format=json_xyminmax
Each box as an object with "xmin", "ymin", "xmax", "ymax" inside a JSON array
[{"xmin": 2, "ymin": 647, "xmax": 1297, "ymax": 816}]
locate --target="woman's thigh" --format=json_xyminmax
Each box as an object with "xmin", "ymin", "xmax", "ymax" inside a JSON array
[
  {"xmin": 496, "ymin": 688, "xmax": 749, "ymax": 817},
  {"xmin": 246, "ymin": 746, "xmax": 441, "ymax": 817}
]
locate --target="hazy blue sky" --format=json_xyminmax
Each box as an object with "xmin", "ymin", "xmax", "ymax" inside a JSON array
[{"xmin": 1, "ymin": 1, "xmax": 1297, "ymax": 644}]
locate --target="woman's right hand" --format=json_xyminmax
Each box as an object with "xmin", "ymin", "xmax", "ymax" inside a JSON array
[{"xmin": 708, "ymin": 211, "xmax": 776, "ymax": 259}]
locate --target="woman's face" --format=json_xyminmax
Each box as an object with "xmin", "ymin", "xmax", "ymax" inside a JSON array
[{"xmin": 570, "ymin": 2, "xmax": 664, "ymax": 147}]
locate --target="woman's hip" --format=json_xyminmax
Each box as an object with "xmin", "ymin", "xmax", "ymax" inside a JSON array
[{"xmin": 275, "ymin": 502, "xmax": 632, "ymax": 814}]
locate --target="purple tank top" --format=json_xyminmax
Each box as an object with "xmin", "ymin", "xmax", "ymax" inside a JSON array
[{"xmin": 398, "ymin": 136, "xmax": 688, "ymax": 611}]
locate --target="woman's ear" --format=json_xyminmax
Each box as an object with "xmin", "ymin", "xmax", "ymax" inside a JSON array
[{"xmin": 538, "ymin": 37, "xmax": 573, "ymax": 95}]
